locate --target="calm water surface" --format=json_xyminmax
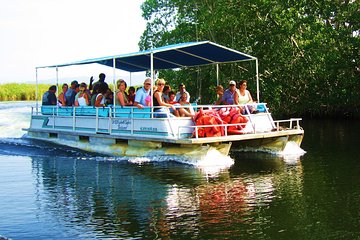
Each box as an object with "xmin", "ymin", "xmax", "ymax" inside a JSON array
[{"xmin": 0, "ymin": 102, "xmax": 359, "ymax": 239}]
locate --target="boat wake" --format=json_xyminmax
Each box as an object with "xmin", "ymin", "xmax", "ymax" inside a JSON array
[
  {"xmin": 128, "ymin": 148, "xmax": 234, "ymax": 176},
  {"xmin": 0, "ymin": 137, "xmax": 100, "ymax": 158},
  {"xmin": 278, "ymin": 141, "xmax": 306, "ymax": 164}
]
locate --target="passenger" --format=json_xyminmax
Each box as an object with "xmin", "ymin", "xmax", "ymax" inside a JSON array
[
  {"xmin": 89, "ymin": 73, "xmax": 107, "ymax": 93},
  {"xmin": 162, "ymin": 85, "xmax": 171, "ymax": 103},
  {"xmin": 238, "ymin": 80, "xmax": 256, "ymax": 114},
  {"xmin": 133, "ymin": 78, "xmax": 151, "ymax": 109},
  {"xmin": 94, "ymin": 82, "xmax": 108, "ymax": 107},
  {"xmin": 58, "ymin": 83, "xmax": 68, "ymax": 106},
  {"xmin": 221, "ymin": 80, "xmax": 240, "ymax": 105},
  {"xmin": 168, "ymin": 91, "xmax": 178, "ymax": 104},
  {"xmin": 115, "ymin": 79, "xmax": 132, "ymax": 107},
  {"xmin": 178, "ymin": 92, "xmax": 195, "ymax": 116},
  {"xmin": 65, "ymin": 80, "xmax": 79, "ymax": 106},
  {"xmin": 214, "ymin": 85, "xmax": 224, "ymax": 105},
  {"xmin": 175, "ymin": 83, "xmax": 190, "ymax": 102},
  {"xmin": 145, "ymin": 91, "xmax": 152, "ymax": 106},
  {"xmin": 74, "ymin": 83, "xmax": 90, "ymax": 106},
  {"xmin": 153, "ymin": 79, "xmax": 179, "ymax": 117},
  {"xmin": 42, "ymin": 85, "xmax": 57, "ymax": 105},
  {"xmin": 90, "ymin": 88, "xmax": 98, "ymax": 106},
  {"xmin": 238, "ymin": 80, "xmax": 254, "ymax": 104},
  {"xmin": 127, "ymin": 86, "xmax": 136, "ymax": 104},
  {"xmin": 105, "ymin": 88, "xmax": 114, "ymax": 106}
]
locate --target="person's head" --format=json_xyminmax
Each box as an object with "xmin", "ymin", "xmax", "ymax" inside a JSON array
[
  {"xmin": 239, "ymin": 80, "xmax": 248, "ymax": 89},
  {"xmin": 216, "ymin": 85, "xmax": 224, "ymax": 95},
  {"xmin": 156, "ymin": 78, "xmax": 166, "ymax": 91},
  {"xmin": 71, "ymin": 80, "xmax": 78, "ymax": 89},
  {"xmin": 169, "ymin": 91, "xmax": 176, "ymax": 101},
  {"xmin": 180, "ymin": 92, "xmax": 188, "ymax": 101},
  {"xmin": 99, "ymin": 73, "xmax": 106, "ymax": 82},
  {"xmin": 128, "ymin": 86, "xmax": 135, "ymax": 95},
  {"xmin": 79, "ymin": 82, "xmax": 87, "ymax": 92},
  {"xmin": 61, "ymin": 83, "xmax": 68, "ymax": 93},
  {"xmin": 229, "ymin": 80, "xmax": 236, "ymax": 90},
  {"xmin": 163, "ymin": 85, "xmax": 171, "ymax": 94},
  {"xmin": 179, "ymin": 83, "xmax": 186, "ymax": 93},
  {"xmin": 49, "ymin": 85, "xmax": 56, "ymax": 92},
  {"xmin": 116, "ymin": 79, "xmax": 127, "ymax": 91},
  {"xmin": 143, "ymin": 78, "xmax": 152, "ymax": 91}
]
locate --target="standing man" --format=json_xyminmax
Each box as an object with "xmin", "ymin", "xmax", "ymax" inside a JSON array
[
  {"xmin": 175, "ymin": 83, "xmax": 190, "ymax": 102},
  {"xmin": 42, "ymin": 85, "xmax": 57, "ymax": 105},
  {"xmin": 89, "ymin": 73, "xmax": 107, "ymax": 93},
  {"xmin": 134, "ymin": 78, "xmax": 152, "ymax": 109}
]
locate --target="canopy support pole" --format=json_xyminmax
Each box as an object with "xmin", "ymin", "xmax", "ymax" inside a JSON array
[
  {"xmin": 256, "ymin": 58, "xmax": 260, "ymax": 102},
  {"xmin": 150, "ymin": 52, "xmax": 154, "ymax": 109},
  {"xmin": 35, "ymin": 68, "xmax": 39, "ymax": 112},
  {"xmin": 56, "ymin": 67, "xmax": 59, "ymax": 97},
  {"xmin": 113, "ymin": 58, "xmax": 116, "ymax": 109},
  {"xmin": 216, "ymin": 64, "xmax": 219, "ymax": 86}
]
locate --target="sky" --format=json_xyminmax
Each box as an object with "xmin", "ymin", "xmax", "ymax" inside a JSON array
[{"xmin": 0, "ymin": 0, "xmax": 147, "ymax": 85}]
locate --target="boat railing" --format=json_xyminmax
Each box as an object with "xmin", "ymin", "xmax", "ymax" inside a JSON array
[{"xmin": 31, "ymin": 103, "xmax": 302, "ymax": 139}]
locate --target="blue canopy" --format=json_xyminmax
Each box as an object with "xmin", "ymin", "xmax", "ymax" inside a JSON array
[{"xmin": 37, "ymin": 41, "xmax": 256, "ymax": 72}]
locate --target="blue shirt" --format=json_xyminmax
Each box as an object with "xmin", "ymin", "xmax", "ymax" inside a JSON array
[
  {"xmin": 221, "ymin": 89, "xmax": 239, "ymax": 104},
  {"xmin": 134, "ymin": 87, "xmax": 149, "ymax": 106},
  {"xmin": 65, "ymin": 88, "xmax": 77, "ymax": 106}
]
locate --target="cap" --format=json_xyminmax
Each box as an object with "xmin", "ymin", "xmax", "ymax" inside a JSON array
[{"xmin": 229, "ymin": 80, "xmax": 236, "ymax": 85}]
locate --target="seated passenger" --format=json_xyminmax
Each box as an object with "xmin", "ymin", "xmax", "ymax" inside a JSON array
[
  {"xmin": 42, "ymin": 85, "xmax": 57, "ymax": 106},
  {"xmin": 90, "ymin": 88, "xmax": 98, "ymax": 106},
  {"xmin": 127, "ymin": 86, "xmax": 136, "ymax": 104},
  {"xmin": 238, "ymin": 80, "xmax": 256, "ymax": 114},
  {"xmin": 214, "ymin": 85, "xmax": 224, "ymax": 105},
  {"xmin": 74, "ymin": 83, "xmax": 90, "ymax": 106},
  {"xmin": 175, "ymin": 83, "xmax": 190, "ymax": 102},
  {"xmin": 221, "ymin": 80, "xmax": 240, "ymax": 105},
  {"xmin": 105, "ymin": 88, "xmax": 114, "ymax": 106},
  {"xmin": 168, "ymin": 91, "xmax": 178, "ymax": 104},
  {"xmin": 115, "ymin": 79, "xmax": 132, "ymax": 107},
  {"xmin": 153, "ymin": 79, "xmax": 179, "ymax": 117},
  {"xmin": 134, "ymin": 78, "xmax": 151, "ymax": 109},
  {"xmin": 65, "ymin": 80, "xmax": 79, "ymax": 106},
  {"xmin": 94, "ymin": 82, "xmax": 108, "ymax": 107},
  {"xmin": 162, "ymin": 85, "xmax": 171, "ymax": 103},
  {"xmin": 58, "ymin": 83, "xmax": 68, "ymax": 106},
  {"xmin": 178, "ymin": 92, "xmax": 195, "ymax": 116}
]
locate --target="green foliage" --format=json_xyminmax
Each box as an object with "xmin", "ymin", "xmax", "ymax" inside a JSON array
[
  {"xmin": 140, "ymin": 0, "xmax": 360, "ymax": 118},
  {"xmin": 0, "ymin": 83, "xmax": 49, "ymax": 101}
]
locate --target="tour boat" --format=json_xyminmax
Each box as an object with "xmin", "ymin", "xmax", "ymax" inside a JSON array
[{"xmin": 25, "ymin": 41, "xmax": 304, "ymax": 158}]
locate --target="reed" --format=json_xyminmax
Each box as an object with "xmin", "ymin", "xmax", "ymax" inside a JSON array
[{"xmin": 0, "ymin": 83, "xmax": 50, "ymax": 101}]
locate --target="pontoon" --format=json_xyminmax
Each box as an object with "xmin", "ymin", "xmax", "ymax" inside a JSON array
[{"xmin": 25, "ymin": 41, "xmax": 304, "ymax": 158}]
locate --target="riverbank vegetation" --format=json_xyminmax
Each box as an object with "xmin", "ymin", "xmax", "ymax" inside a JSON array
[
  {"xmin": 139, "ymin": 0, "xmax": 359, "ymax": 118},
  {"xmin": 0, "ymin": 83, "xmax": 49, "ymax": 101}
]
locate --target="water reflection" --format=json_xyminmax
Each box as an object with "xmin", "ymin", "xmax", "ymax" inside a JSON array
[{"xmin": 29, "ymin": 154, "xmax": 304, "ymax": 239}]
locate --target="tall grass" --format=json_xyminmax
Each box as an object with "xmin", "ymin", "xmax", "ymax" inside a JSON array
[{"xmin": 0, "ymin": 83, "xmax": 50, "ymax": 101}]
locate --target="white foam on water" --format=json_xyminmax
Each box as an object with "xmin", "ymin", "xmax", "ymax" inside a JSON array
[
  {"xmin": 278, "ymin": 141, "xmax": 306, "ymax": 164},
  {"xmin": 128, "ymin": 157, "xmax": 152, "ymax": 164}
]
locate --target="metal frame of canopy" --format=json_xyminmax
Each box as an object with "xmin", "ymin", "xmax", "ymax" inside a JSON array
[{"xmin": 35, "ymin": 41, "xmax": 259, "ymax": 108}]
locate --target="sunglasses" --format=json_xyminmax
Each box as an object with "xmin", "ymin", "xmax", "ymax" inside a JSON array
[
  {"xmin": 144, "ymin": 83, "xmax": 151, "ymax": 86},
  {"xmin": 157, "ymin": 83, "xmax": 165, "ymax": 86}
]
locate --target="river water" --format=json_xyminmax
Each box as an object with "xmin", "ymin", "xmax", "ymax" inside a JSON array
[{"xmin": 0, "ymin": 102, "xmax": 359, "ymax": 240}]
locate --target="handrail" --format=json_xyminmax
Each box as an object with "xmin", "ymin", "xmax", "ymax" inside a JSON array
[{"xmin": 32, "ymin": 104, "xmax": 302, "ymax": 140}]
